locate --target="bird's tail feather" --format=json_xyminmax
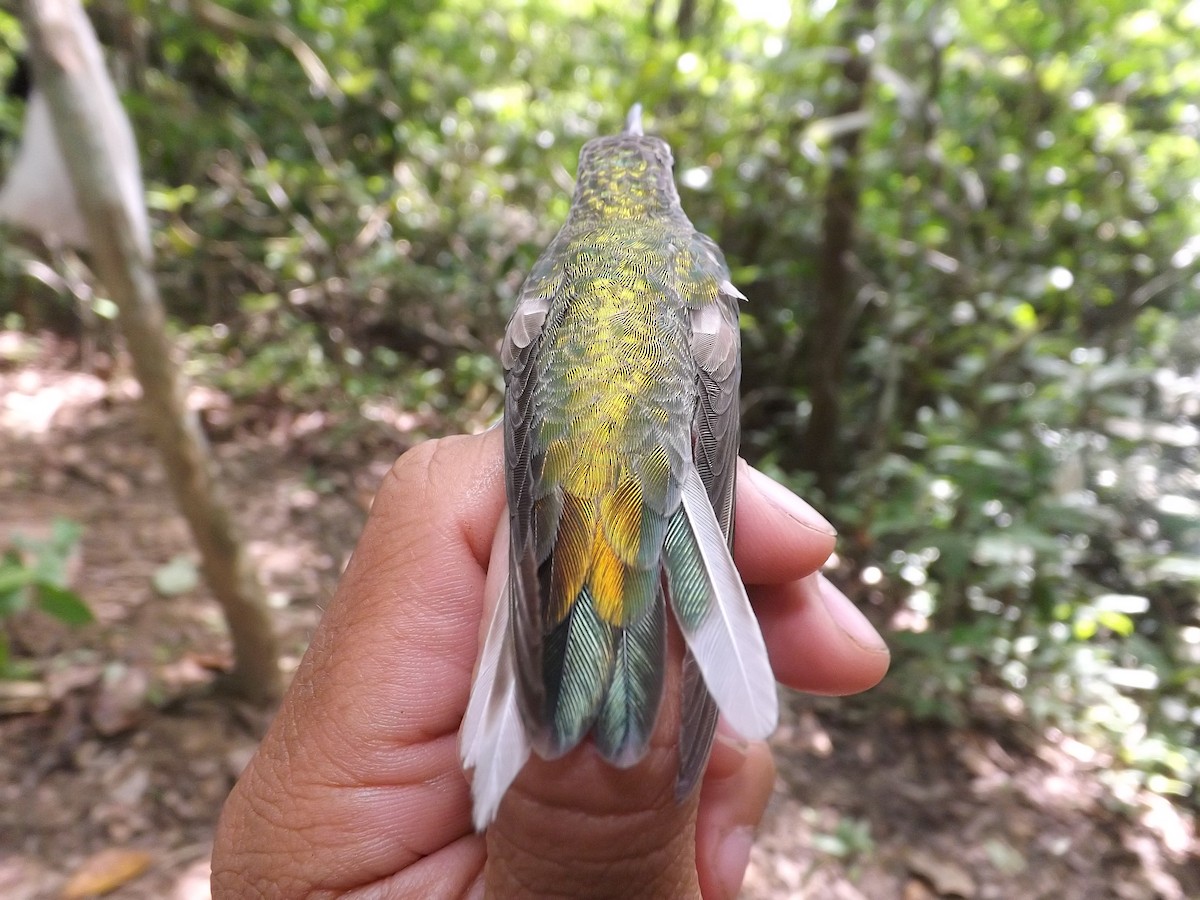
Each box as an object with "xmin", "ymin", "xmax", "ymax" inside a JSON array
[
  {"xmin": 665, "ymin": 464, "xmax": 778, "ymax": 743},
  {"xmin": 675, "ymin": 651, "xmax": 719, "ymax": 799},
  {"xmin": 594, "ymin": 596, "xmax": 666, "ymax": 766},
  {"xmin": 461, "ymin": 516, "xmax": 531, "ymax": 831}
]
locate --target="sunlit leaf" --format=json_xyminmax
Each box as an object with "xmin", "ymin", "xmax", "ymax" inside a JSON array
[
  {"xmin": 1093, "ymin": 594, "xmax": 1150, "ymax": 615},
  {"xmin": 1095, "ymin": 610, "xmax": 1135, "ymax": 637}
]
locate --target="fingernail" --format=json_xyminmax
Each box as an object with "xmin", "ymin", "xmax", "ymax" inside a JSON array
[
  {"xmin": 716, "ymin": 826, "xmax": 754, "ymax": 899},
  {"xmin": 705, "ymin": 727, "xmax": 753, "ymax": 779},
  {"xmin": 744, "ymin": 465, "xmax": 837, "ymax": 536},
  {"xmin": 817, "ymin": 574, "xmax": 888, "ymax": 652},
  {"xmin": 714, "ymin": 728, "xmax": 750, "ymax": 756}
]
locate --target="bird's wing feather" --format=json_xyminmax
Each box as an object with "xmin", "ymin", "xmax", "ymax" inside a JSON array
[
  {"xmin": 500, "ymin": 237, "xmax": 566, "ymax": 369},
  {"xmin": 676, "ymin": 260, "xmax": 768, "ymax": 794},
  {"xmin": 466, "ymin": 236, "xmax": 570, "ymax": 825},
  {"xmin": 502, "ymin": 239, "xmax": 573, "ymax": 748}
]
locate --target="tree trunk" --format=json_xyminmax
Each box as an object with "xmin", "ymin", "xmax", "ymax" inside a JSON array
[
  {"xmin": 22, "ymin": 0, "xmax": 282, "ymax": 704},
  {"xmin": 675, "ymin": 0, "xmax": 697, "ymax": 39},
  {"xmin": 802, "ymin": 0, "xmax": 879, "ymax": 497}
]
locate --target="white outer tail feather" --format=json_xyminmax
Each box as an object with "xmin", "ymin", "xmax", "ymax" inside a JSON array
[
  {"xmin": 461, "ymin": 517, "xmax": 530, "ymax": 830},
  {"xmin": 675, "ymin": 465, "xmax": 779, "ymax": 740}
]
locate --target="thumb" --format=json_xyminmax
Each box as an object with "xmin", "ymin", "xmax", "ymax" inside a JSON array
[{"xmin": 483, "ymin": 668, "xmax": 702, "ymax": 897}]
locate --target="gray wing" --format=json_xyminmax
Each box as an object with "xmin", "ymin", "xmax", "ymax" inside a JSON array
[
  {"xmin": 501, "ymin": 235, "xmax": 568, "ymax": 743},
  {"xmin": 676, "ymin": 234, "xmax": 746, "ymax": 799},
  {"xmin": 461, "ymin": 237, "xmax": 568, "ymax": 829}
]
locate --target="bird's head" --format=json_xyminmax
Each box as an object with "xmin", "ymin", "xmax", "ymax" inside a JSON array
[{"xmin": 568, "ymin": 106, "xmax": 681, "ymax": 224}]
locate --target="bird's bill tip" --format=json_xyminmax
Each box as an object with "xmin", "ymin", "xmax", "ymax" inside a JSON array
[{"xmin": 624, "ymin": 103, "xmax": 644, "ymax": 136}]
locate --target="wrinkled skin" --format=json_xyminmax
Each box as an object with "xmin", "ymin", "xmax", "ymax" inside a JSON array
[{"xmin": 211, "ymin": 430, "xmax": 889, "ymax": 898}]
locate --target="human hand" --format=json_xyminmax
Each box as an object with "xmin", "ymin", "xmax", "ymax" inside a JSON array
[{"xmin": 210, "ymin": 430, "xmax": 889, "ymax": 898}]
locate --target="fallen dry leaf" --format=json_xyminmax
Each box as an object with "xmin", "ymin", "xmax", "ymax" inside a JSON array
[
  {"xmin": 905, "ymin": 846, "xmax": 976, "ymax": 898},
  {"xmin": 0, "ymin": 680, "xmax": 52, "ymax": 716},
  {"xmin": 90, "ymin": 665, "xmax": 149, "ymax": 737},
  {"xmin": 61, "ymin": 847, "xmax": 153, "ymax": 898}
]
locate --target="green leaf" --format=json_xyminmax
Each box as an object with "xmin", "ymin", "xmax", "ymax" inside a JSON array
[
  {"xmin": 50, "ymin": 518, "xmax": 83, "ymax": 548},
  {"xmin": 973, "ymin": 533, "xmax": 1035, "ymax": 567},
  {"xmin": 1096, "ymin": 610, "xmax": 1135, "ymax": 637},
  {"xmin": 810, "ymin": 832, "xmax": 850, "ymax": 857},
  {"xmin": 1010, "ymin": 302, "xmax": 1038, "ymax": 330},
  {"xmin": 0, "ymin": 559, "xmax": 32, "ymax": 596},
  {"xmin": 1073, "ymin": 617, "xmax": 1098, "ymax": 640},
  {"xmin": 153, "ymin": 556, "xmax": 200, "ymax": 596},
  {"xmin": 1149, "ymin": 556, "xmax": 1200, "ymax": 582},
  {"xmin": 0, "ymin": 587, "xmax": 28, "ymax": 616},
  {"xmin": 35, "ymin": 584, "xmax": 93, "ymax": 626}
]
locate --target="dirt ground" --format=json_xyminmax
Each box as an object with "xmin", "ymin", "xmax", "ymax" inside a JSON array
[{"xmin": 1, "ymin": 337, "xmax": 1196, "ymax": 899}]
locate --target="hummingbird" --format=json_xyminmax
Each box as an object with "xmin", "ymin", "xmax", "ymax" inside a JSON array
[{"xmin": 461, "ymin": 105, "xmax": 777, "ymax": 830}]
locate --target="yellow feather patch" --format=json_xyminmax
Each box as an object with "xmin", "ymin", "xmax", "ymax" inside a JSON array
[
  {"xmin": 567, "ymin": 448, "xmax": 617, "ymax": 497},
  {"xmin": 641, "ymin": 445, "xmax": 673, "ymax": 508},
  {"xmin": 548, "ymin": 492, "xmax": 594, "ymax": 626},
  {"xmin": 600, "ymin": 476, "xmax": 643, "ymax": 566},
  {"xmin": 588, "ymin": 526, "xmax": 626, "ymax": 625},
  {"xmin": 542, "ymin": 438, "xmax": 571, "ymax": 485}
]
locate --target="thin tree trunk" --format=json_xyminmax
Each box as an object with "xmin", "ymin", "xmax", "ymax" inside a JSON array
[
  {"xmin": 675, "ymin": 0, "xmax": 697, "ymax": 39},
  {"xmin": 22, "ymin": 0, "xmax": 281, "ymax": 704},
  {"xmin": 802, "ymin": 0, "xmax": 879, "ymax": 496}
]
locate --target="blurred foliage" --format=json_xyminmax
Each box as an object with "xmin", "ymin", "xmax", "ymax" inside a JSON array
[
  {"xmin": 0, "ymin": 519, "xmax": 91, "ymax": 677},
  {"xmin": 1, "ymin": 0, "xmax": 1197, "ymax": 805}
]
